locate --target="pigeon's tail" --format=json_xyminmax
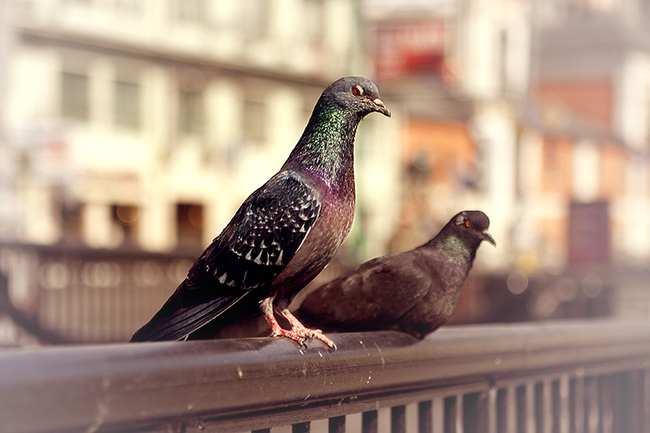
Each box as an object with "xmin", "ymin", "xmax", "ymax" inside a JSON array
[{"xmin": 130, "ymin": 279, "xmax": 249, "ymax": 342}]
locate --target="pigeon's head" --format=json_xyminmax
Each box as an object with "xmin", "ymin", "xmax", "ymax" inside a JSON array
[
  {"xmin": 452, "ymin": 210, "xmax": 496, "ymax": 248},
  {"xmin": 322, "ymin": 76, "xmax": 391, "ymax": 119}
]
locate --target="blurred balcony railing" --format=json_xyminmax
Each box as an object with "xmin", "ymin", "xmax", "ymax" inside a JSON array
[
  {"xmin": 0, "ymin": 242, "xmax": 617, "ymax": 347},
  {"xmin": 0, "ymin": 242, "xmax": 197, "ymax": 343},
  {"xmin": 0, "ymin": 242, "xmax": 353, "ymax": 345},
  {"xmin": 0, "ymin": 320, "xmax": 648, "ymax": 432}
]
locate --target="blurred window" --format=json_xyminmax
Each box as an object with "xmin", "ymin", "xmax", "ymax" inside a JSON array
[
  {"xmin": 114, "ymin": 80, "xmax": 141, "ymax": 130},
  {"xmin": 61, "ymin": 72, "xmax": 89, "ymax": 121},
  {"xmin": 568, "ymin": 201, "xmax": 609, "ymax": 268},
  {"xmin": 54, "ymin": 188, "xmax": 83, "ymax": 244},
  {"xmin": 112, "ymin": 204, "xmax": 140, "ymax": 246},
  {"xmin": 172, "ymin": 0, "xmax": 205, "ymax": 22},
  {"xmin": 647, "ymin": 88, "xmax": 650, "ymax": 144},
  {"xmin": 304, "ymin": 0, "xmax": 324, "ymax": 44},
  {"xmin": 499, "ymin": 29, "xmax": 508, "ymax": 95},
  {"xmin": 241, "ymin": 0, "xmax": 269, "ymax": 41},
  {"xmin": 178, "ymin": 89, "xmax": 205, "ymax": 136},
  {"xmin": 243, "ymin": 99, "xmax": 266, "ymax": 145},
  {"xmin": 176, "ymin": 203, "xmax": 204, "ymax": 250},
  {"xmin": 111, "ymin": 0, "xmax": 141, "ymax": 14}
]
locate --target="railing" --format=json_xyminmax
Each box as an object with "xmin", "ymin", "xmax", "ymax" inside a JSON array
[
  {"xmin": 0, "ymin": 241, "xmax": 617, "ymax": 347},
  {"xmin": 0, "ymin": 319, "xmax": 648, "ymax": 433},
  {"xmin": 0, "ymin": 242, "xmax": 351, "ymax": 345},
  {"xmin": 0, "ymin": 242, "xmax": 197, "ymax": 343}
]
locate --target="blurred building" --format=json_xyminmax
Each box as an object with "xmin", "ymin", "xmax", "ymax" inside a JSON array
[
  {"xmin": 3, "ymin": 0, "xmax": 650, "ymax": 345},
  {"xmin": 367, "ymin": 0, "xmax": 650, "ymax": 269},
  {"xmin": 0, "ymin": 0, "xmax": 401, "ymax": 260},
  {"xmin": 366, "ymin": 0, "xmax": 650, "ymax": 322},
  {"xmin": 366, "ymin": 0, "xmax": 531, "ymax": 272},
  {"xmin": 525, "ymin": 0, "xmax": 650, "ymax": 319},
  {"xmin": 532, "ymin": 0, "xmax": 650, "ymax": 270}
]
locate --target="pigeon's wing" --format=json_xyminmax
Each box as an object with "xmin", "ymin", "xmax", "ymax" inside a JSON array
[
  {"xmin": 129, "ymin": 277, "xmax": 251, "ymax": 342},
  {"xmin": 131, "ymin": 171, "xmax": 321, "ymax": 342},
  {"xmin": 298, "ymin": 253, "xmax": 433, "ymax": 330}
]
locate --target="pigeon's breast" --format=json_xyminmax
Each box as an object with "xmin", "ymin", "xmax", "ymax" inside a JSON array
[{"xmin": 272, "ymin": 188, "xmax": 355, "ymax": 299}]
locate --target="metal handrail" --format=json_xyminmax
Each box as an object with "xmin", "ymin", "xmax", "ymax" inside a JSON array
[{"xmin": 0, "ymin": 319, "xmax": 649, "ymax": 432}]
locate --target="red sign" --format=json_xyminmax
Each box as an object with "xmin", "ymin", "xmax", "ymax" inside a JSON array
[{"xmin": 372, "ymin": 19, "xmax": 450, "ymax": 80}]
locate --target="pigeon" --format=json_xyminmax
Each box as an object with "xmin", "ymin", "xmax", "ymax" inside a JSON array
[
  {"xmin": 296, "ymin": 211, "xmax": 495, "ymax": 339},
  {"xmin": 131, "ymin": 77, "xmax": 391, "ymax": 347}
]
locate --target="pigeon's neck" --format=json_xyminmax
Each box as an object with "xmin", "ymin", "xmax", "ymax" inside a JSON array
[
  {"xmin": 434, "ymin": 234, "xmax": 476, "ymax": 263},
  {"xmin": 426, "ymin": 233, "xmax": 475, "ymax": 292},
  {"xmin": 284, "ymin": 106, "xmax": 357, "ymax": 191}
]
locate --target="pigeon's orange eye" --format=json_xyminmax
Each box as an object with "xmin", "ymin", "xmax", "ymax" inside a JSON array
[
  {"xmin": 465, "ymin": 219, "xmax": 472, "ymax": 228},
  {"xmin": 352, "ymin": 85, "xmax": 363, "ymax": 96}
]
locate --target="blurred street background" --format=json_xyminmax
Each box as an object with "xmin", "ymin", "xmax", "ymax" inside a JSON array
[{"xmin": 1, "ymin": 0, "xmax": 649, "ymax": 346}]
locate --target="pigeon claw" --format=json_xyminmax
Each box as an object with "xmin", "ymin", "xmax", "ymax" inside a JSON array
[
  {"xmin": 270, "ymin": 327, "xmax": 308, "ymax": 347},
  {"xmin": 279, "ymin": 308, "xmax": 337, "ymax": 349},
  {"xmin": 261, "ymin": 300, "xmax": 337, "ymax": 349},
  {"xmin": 270, "ymin": 325, "xmax": 336, "ymax": 349},
  {"xmin": 263, "ymin": 306, "xmax": 337, "ymax": 349},
  {"xmin": 305, "ymin": 328, "xmax": 337, "ymax": 349}
]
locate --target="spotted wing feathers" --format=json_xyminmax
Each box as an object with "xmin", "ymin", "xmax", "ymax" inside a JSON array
[
  {"xmin": 198, "ymin": 172, "xmax": 321, "ymax": 290},
  {"xmin": 130, "ymin": 171, "xmax": 321, "ymax": 341}
]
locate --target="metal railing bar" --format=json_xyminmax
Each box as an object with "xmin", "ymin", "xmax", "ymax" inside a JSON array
[
  {"xmin": 645, "ymin": 367, "xmax": 650, "ymax": 433},
  {"xmin": 214, "ymin": 372, "xmax": 596, "ymax": 433},
  {"xmin": 453, "ymin": 394, "xmax": 463, "ymax": 433},
  {"xmin": 431, "ymin": 397, "xmax": 444, "ymax": 433},
  {"xmin": 500, "ymin": 386, "xmax": 516, "ymax": 433},
  {"xmin": 584, "ymin": 377, "xmax": 599, "ymax": 432},
  {"xmin": 541, "ymin": 379, "xmax": 553, "ymax": 433},
  {"xmin": 486, "ymin": 387, "xmax": 497, "ymax": 433},
  {"xmin": 184, "ymin": 381, "xmax": 494, "ymax": 433},
  {"xmin": 345, "ymin": 413, "xmax": 363, "ymax": 433},
  {"xmin": 488, "ymin": 357, "xmax": 644, "ymax": 393},
  {"xmin": 599, "ymin": 376, "xmax": 615, "ymax": 432},
  {"xmin": 0, "ymin": 320, "xmax": 648, "ymax": 433},
  {"xmin": 525, "ymin": 382, "xmax": 536, "ymax": 433},
  {"xmin": 515, "ymin": 385, "xmax": 526, "ymax": 433},
  {"xmin": 404, "ymin": 402, "xmax": 418, "ymax": 433},
  {"xmin": 571, "ymin": 376, "xmax": 584, "ymax": 433},
  {"xmin": 557, "ymin": 375, "xmax": 571, "ymax": 433},
  {"xmin": 377, "ymin": 407, "xmax": 391, "ymax": 433}
]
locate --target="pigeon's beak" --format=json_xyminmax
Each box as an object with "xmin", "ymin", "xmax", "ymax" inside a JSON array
[
  {"xmin": 372, "ymin": 98, "xmax": 391, "ymax": 117},
  {"xmin": 481, "ymin": 230, "xmax": 496, "ymax": 247}
]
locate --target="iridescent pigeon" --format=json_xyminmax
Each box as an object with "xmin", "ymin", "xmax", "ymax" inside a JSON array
[
  {"xmin": 297, "ymin": 211, "xmax": 495, "ymax": 339},
  {"xmin": 131, "ymin": 77, "xmax": 391, "ymax": 347}
]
